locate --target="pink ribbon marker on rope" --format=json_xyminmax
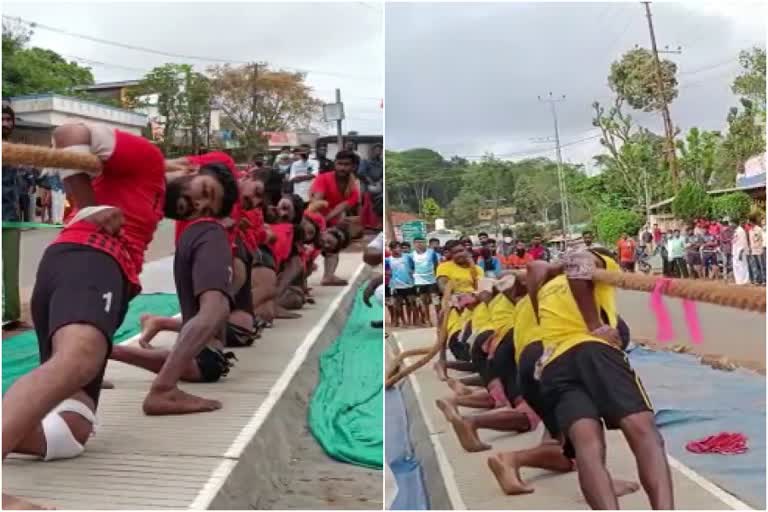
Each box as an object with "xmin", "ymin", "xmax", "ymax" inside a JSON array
[
  {"xmin": 682, "ymin": 299, "xmax": 703, "ymax": 345},
  {"xmin": 650, "ymin": 278, "xmax": 675, "ymax": 342}
]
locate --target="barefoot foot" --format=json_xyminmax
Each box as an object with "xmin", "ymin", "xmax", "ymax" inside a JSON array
[
  {"xmin": 321, "ymin": 276, "xmax": 348, "ymax": 286},
  {"xmin": 611, "ymin": 479, "xmax": 640, "ymax": 498},
  {"xmin": 436, "ymin": 399, "xmax": 490, "ymax": 452},
  {"xmin": 446, "ymin": 378, "xmax": 473, "ymax": 395},
  {"xmin": 138, "ymin": 314, "xmax": 162, "ymax": 348},
  {"xmin": 487, "ymin": 454, "xmax": 534, "ymax": 495},
  {"xmin": 433, "ymin": 360, "xmax": 448, "ymax": 381},
  {"xmin": 143, "ymin": 387, "xmax": 222, "ymax": 415},
  {"xmin": 3, "ymin": 494, "xmax": 55, "ymax": 510}
]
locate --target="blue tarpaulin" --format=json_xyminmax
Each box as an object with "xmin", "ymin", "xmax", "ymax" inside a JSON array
[
  {"xmin": 630, "ymin": 348, "xmax": 765, "ymax": 509},
  {"xmin": 386, "ymin": 386, "xmax": 429, "ymax": 510}
]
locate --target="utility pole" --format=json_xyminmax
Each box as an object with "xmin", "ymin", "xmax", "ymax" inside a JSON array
[
  {"xmin": 642, "ymin": 1, "xmax": 682, "ymax": 190},
  {"xmin": 537, "ymin": 92, "xmax": 571, "ymax": 239},
  {"xmin": 335, "ymin": 88, "xmax": 344, "ymax": 152}
]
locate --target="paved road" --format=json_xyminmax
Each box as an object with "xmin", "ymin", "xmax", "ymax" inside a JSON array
[{"xmin": 617, "ymin": 289, "xmax": 766, "ymax": 371}]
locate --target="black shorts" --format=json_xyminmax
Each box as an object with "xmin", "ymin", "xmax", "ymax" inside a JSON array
[
  {"xmin": 413, "ymin": 283, "xmax": 437, "ymax": 296},
  {"xmin": 447, "ymin": 331, "xmax": 471, "ymax": 362},
  {"xmin": 540, "ymin": 342, "xmax": 653, "ymax": 443},
  {"xmin": 233, "ymin": 238, "xmax": 254, "ymax": 314},
  {"xmin": 517, "ymin": 341, "xmax": 559, "ymax": 435},
  {"xmin": 702, "ymin": 252, "xmax": 717, "ymax": 268},
  {"xmin": 385, "ymin": 286, "xmax": 392, "ymax": 298},
  {"xmin": 687, "ymin": 252, "xmax": 703, "ymax": 267},
  {"xmin": 30, "ymin": 243, "xmax": 131, "ymax": 406},
  {"xmin": 253, "ymin": 245, "xmax": 276, "ymax": 271},
  {"xmin": 487, "ymin": 330, "xmax": 519, "ymax": 402},
  {"xmin": 392, "ymin": 287, "xmax": 416, "ymax": 299},
  {"xmin": 470, "ymin": 330, "xmax": 495, "ymax": 384}
]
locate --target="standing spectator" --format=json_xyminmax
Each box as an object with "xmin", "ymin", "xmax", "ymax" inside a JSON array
[
  {"xmin": 659, "ymin": 231, "xmax": 671, "ymax": 276},
  {"xmin": 315, "ymin": 145, "xmax": 334, "ymax": 174},
  {"xmin": 527, "ymin": 234, "xmax": 549, "ymax": 261},
  {"xmin": 507, "ymin": 241, "xmax": 531, "ymax": 268},
  {"xmin": 684, "ymin": 226, "xmax": 704, "ymax": 279},
  {"xmin": 616, "ymin": 233, "xmax": 637, "ymax": 272},
  {"xmin": 582, "ymin": 230, "xmax": 598, "ymax": 249},
  {"xmin": 2, "ymin": 104, "xmax": 21, "ymax": 222},
  {"xmin": 275, "ymin": 152, "xmax": 293, "ymax": 179},
  {"xmin": 358, "ymin": 143, "xmax": 383, "ymax": 231},
  {"xmin": 732, "ymin": 219, "xmax": 750, "ymax": 285},
  {"xmin": 477, "ymin": 232, "xmax": 489, "ymax": 245},
  {"xmin": 288, "ymin": 148, "xmax": 314, "ymax": 201},
  {"xmin": 652, "ymin": 223, "xmax": 662, "ymax": 251},
  {"xmin": 429, "ymin": 238, "xmax": 441, "ymax": 255},
  {"xmin": 748, "ymin": 215, "xmax": 764, "ymax": 285},
  {"xmin": 700, "ymin": 230, "xmax": 720, "ymax": 280},
  {"xmin": 719, "ymin": 219, "xmax": 734, "ymax": 279},
  {"xmin": 666, "ymin": 229, "xmax": 688, "ymax": 278},
  {"xmin": 478, "ymin": 239, "xmax": 502, "ymax": 278},
  {"xmin": 48, "ymin": 170, "xmax": 66, "ymax": 225},
  {"xmin": 496, "ymin": 228, "xmax": 515, "ymax": 268},
  {"xmin": 640, "ymin": 226, "xmax": 653, "ymax": 256}
]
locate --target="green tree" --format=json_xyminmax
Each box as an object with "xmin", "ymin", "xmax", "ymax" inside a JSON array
[
  {"xmin": 608, "ymin": 48, "xmax": 678, "ymax": 112},
  {"xmin": 2, "ymin": 21, "xmax": 94, "ymax": 97},
  {"xmin": 421, "ymin": 197, "xmax": 443, "ymax": 224},
  {"xmin": 671, "ymin": 182, "xmax": 712, "ymax": 223},
  {"xmin": 718, "ymin": 99, "xmax": 766, "ymax": 184},
  {"xmin": 593, "ymin": 207, "xmax": 644, "ymax": 245},
  {"xmin": 677, "ymin": 127, "xmax": 723, "ymax": 188},
  {"xmin": 208, "ymin": 63, "xmax": 322, "ymax": 157},
  {"xmin": 732, "ymin": 47, "xmax": 766, "ymax": 114},
  {"xmin": 128, "ymin": 64, "xmax": 212, "ymax": 154},
  {"xmin": 711, "ymin": 192, "xmax": 752, "ymax": 223},
  {"xmin": 591, "ymin": 99, "xmax": 670, "ymax": 213},
  {"xmin": 385, "ymin": 148, "xmax": 451, "ymax": 214}
]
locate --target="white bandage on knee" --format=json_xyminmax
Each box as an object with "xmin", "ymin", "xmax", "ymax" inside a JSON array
[
  {"xmin": 41, "ymin": 399, "xmax": 97, "ymax": 461},
  {"xmin": 374, "ymin": 283, "xmax": 384, "ymax": 306},
  {"xmin": 54, "ymin": 144, "xmax": 102, "ymax": 180}
]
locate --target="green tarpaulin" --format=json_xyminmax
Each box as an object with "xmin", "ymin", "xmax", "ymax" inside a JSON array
[
  {"xmin": 2, "ymin": 293, "xmax": 180, "ymax": 394},
  {"xmin": 308, "ymin": 288, "xmax": 383, "ymax": 469}
]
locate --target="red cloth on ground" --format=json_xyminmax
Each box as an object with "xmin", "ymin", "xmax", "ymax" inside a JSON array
[{"xmin": 686, "ymin": 432, "xmax": 748, "ymax": 455}]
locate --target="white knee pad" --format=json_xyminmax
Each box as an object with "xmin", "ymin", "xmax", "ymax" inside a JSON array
[{"xmin": 41, "ymin": 399, "xmax": 97, "ymax": 461}]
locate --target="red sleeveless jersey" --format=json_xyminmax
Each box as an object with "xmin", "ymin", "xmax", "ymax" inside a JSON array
[{"xmin": 53, "ymin": 130, "xmax": 166, "ymax": 291}]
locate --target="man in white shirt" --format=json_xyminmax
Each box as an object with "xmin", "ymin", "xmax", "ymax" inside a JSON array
[
  {"xmin": 732, "ymin": 220, "xmax": 750, "ymax": 285},
  {"xmin": 288, "ymin": 149, "xmax": 315, "ymax": 201}
]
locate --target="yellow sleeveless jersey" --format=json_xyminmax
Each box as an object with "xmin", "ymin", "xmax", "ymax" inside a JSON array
[
  {"xmin": 489, "ymin": 294, "xmax": 516, "ymax": 352},
  {"xmin": 512, "ymin": 295, "xmax": 543, "ymax": 364},
  {"xmin": 537, "ymin": 255, "xmax": 620, "ymax": 366}
]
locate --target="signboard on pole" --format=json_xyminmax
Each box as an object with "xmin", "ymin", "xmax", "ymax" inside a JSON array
[
  {"xmin": 323, "ymin": 102, "xmax": 345, "ymax": 122},
  {"xmin": 399, "ymin": 220, "xmax": 427, "ymax": 243}
]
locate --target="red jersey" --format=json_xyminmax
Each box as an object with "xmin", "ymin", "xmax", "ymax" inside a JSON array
[
  {"xmin": 241, "ymin": 208, "xmax": 267, "ymax": 250},
  {"xmin": 309, "ymin": 172, "xmax": 360, "ymax": 226},
  {"xmin": 617, "ymin": 239, "xmax": 637, "ymax": 262},
  {"xmin": 53, "ymin": 130, "xmax": 165, "ymax": 291},
  {"xmin": 269, "ymin": 223, "xmax": 294, "ymax": 269}
]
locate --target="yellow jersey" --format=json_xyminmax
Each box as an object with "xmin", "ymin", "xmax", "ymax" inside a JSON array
[
  {"xmin": 512, "ymin": 295, "xmax": 543, "ymax": 364},
  {"xmin": 436, "ymin": 261, "xmax": 484, "ymax": 293},
  {"xmin": 470, "ymin": 301, "xmax": 495, "ymax": 334},
  {"xmin": 489, "ymin": 294, "xmax": 516, "ymax": 351},
  {"xmin": 536, "ymin": 272, "xmax": 619, "ymax": 366},
  {"xmin": 445, "ymin": 308, "xmax": 463, "ymax": 338}
]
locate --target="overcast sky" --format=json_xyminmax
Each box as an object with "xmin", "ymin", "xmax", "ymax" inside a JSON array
[
  {"xmin": 386, "ymin": 1, "xmax": 766, "ymax": 172},
  {"xmin": 3, "ymin": 1, "xmax": 384, "ymax": 136}
]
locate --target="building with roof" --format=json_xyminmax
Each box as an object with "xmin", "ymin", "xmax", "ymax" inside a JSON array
[{"xmin": 8, "ymin": 94, "xmax": 149, "ymax": 145}]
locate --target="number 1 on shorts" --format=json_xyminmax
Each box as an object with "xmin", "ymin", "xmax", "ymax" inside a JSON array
[{"xmin": 103, "ymin": 291, "xmax": 113, "ymax": 313}]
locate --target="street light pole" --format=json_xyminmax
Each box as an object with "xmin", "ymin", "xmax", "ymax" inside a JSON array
[{"xmin": 538, "ymin": 92, "xmax": 571, "ymax": 238}]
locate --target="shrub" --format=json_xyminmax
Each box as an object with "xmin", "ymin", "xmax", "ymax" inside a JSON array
[
  {"xmin": 711, "ymin": 192, "xmax": 752, "ymax": 223},
  {"xmin": 593, "ymin": 208, "xmax": 644, "ymax": 245},
  {"xmin": 671, "ymin": 182, "xmax": 712, "ymax": 222}
]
